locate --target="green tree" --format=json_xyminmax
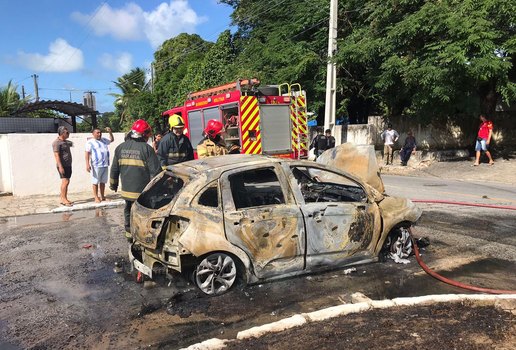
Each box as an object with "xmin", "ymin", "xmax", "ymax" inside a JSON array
[
  {"xmin": 110, "ymin": 68, "xmax": 147, "ymax": 128},
  {"xmin": 153, "ymin": 33, "xmax": 212, "ymax": 111},
  {"xmin": 198, "ymin": 30, "xmax": 237, "ymax": 88},
  {"xmin": 0, "ymin": 80, "xmax": 31, "ymax": 116},
  {"xmin": 222, "ymin": 0, "xmax": 329, "ymax": 119},
  {"xmin": 336, "ymin": 0, "xmax": 516, "ymax": 120}
]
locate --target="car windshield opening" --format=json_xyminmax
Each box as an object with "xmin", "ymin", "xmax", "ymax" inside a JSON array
[
  {"xmin": 291, "ymin": 166, "xmax": 366, "ymax": 203},
  {"xmin": 137, "ymin": 174, "xmax": 184, "ymax": 209}
]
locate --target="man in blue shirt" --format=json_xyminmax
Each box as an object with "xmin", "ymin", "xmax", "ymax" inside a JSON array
[{"xmin": 85, "ymin": 127, "xmax": 114, "ymax": 202}]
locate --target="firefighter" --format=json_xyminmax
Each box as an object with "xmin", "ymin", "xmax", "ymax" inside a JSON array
[
  {"xmin": 157, "ymin": 114, "xmax": 194, "ymax": 168},
  {"xmin": 197, "ymin": 119, "xmax": 228, "ymax": 158},
  {"xmin": 109, "ymin": 119, "xmax": 161, "ymax": 241}
]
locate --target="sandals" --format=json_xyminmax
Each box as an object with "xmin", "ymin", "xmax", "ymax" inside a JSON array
[{"xmin": 60, "ymin": 202, "xmax": 73, "ymax": 207}]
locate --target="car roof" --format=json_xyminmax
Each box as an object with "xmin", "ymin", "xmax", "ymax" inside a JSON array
[
  {"xmin": 166, "ymin": 154, "xmax": 366, "ymax": 189},
  {"xmin": 166, "ymin": 154, "xmax": 283, "ymax": 175}
]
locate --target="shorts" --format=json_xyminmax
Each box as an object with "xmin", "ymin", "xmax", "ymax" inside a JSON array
[
  {"xmin": 58, "ymin": 166, "xmax": 72, "ymax": 179},
  {"xmin": 91, "ymin": 166, "xmax": 108, "ymax": 185},
  {"xmin": 475, "ymin": 138, "xmax": 488, "ymax": 152}
]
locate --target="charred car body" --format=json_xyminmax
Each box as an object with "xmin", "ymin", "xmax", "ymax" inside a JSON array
[{"xmin": 129, "ymin": 148, "xmax": 421, "ymax": 296}]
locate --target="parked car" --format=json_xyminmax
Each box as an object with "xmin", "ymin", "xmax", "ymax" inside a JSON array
[{"xmin": 129, "ymin": 152, "xmax": 421, "ymax": 296}]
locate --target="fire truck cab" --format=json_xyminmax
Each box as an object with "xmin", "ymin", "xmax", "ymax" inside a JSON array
[{"xmin": 162, "ymin": 79, "xmax": 308, "ymax": 159}]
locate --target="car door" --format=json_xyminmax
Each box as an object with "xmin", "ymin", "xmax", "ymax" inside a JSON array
[
  {"xmin": 221, "ymin": 164, "xmax": 305, "ymax": 279},
  {"xmin": 288, "ymin": 164, "xmax": 380, "ymax": 270}
]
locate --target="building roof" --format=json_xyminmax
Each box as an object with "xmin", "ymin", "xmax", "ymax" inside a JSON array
[{"xmin": 14, "ymin": 100, "xmax": 98, "ymax": 117}]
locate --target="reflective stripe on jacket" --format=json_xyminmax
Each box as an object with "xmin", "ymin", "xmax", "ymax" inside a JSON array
[
  {"xmin": 197, "ymin": 138, "xmax": 227, "ymax": 158},
  {"xmin": 109, "ymin": 139, "xmax": 161, "ymax": 201},
  {"xmin": 157, "ymin": 133, "xmax": 194, "ymax": 167}
]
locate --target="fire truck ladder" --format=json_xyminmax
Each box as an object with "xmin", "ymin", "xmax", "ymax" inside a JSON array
[
  {"xmin": 187, "ymin": 79, "xmax": 261, "ymax": 100},
  {"xmin": 279, "ymin": 83, "xmax": 306, "ymax": 159}
]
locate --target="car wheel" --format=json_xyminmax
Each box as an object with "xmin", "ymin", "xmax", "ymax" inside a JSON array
[
  {"xmin": 384, "ymin": 227, "xmax": 413, "ymax": 261},
  {"xmin": 194, "ymin": 253, "xmax": 238, "ymax": 296}
]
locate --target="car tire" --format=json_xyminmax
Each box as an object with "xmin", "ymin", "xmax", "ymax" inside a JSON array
[
  {"xmin": 382, "ymin": 227, "xmax": 413, "ymax": 261},
  {"xmin": 193, "ymin": 253, "xmax": 238, "ymax": 296}
]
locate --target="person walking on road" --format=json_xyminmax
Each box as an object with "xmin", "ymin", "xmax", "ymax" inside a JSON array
[
  {"xmin": 400, "ymin": 130, "xmax": 417, "ymax": 166},
  {"xmin": 109, "ymin": 119, "xmax": 161, "ymax": 241},
  {"xmin": 381, "ymin": 123, "xmax": 399, "ymax": 165},
  {"xmin": 52, "ymin": 126, "xmax": 73, "ymax": 206},
  {"xmin": 85, "ymin": 127, "xmax": 114, "ymax": 203},
  {"xmin": 473, "ymin": 114, "xmax": 494, "ymax": 166},
  {"xmin": 157, "ymin": 114, "xmax": 194, "ymax": 168},
  {"xmin": 197, "ymin": 119, "xmax": 228, "ymax": 158}
]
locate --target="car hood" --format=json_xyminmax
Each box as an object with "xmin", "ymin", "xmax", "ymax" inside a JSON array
[{"xmin": 316, "ymin": 143, "xmax": 385, "ymax": 194}]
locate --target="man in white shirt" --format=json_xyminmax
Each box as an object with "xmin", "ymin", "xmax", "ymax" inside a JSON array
[
  {"xmin": 85, "ymin": 127, "xmax": 114, "ymax": 202},
  {"xmin": 380, "ymin": 123, "xmax": 399, "ymax": 165}
]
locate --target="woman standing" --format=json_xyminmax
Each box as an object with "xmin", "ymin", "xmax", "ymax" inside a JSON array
[{"xmin": 52, "ymin": 126, "xmax": 73, "ymax": 206}]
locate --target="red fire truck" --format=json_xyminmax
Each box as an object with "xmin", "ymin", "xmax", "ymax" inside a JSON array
[{"xmin": 162, "ymin": 79, "xmax": 308, "ymax": 159}]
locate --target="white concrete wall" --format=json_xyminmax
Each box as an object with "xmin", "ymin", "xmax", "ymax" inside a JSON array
[
  {"xmin": 1, "ymin": 133, "xmax": 126, "ymax": 197},
  {"xmin": 0, "ymin": 135, "xmax": 13, "ymax": 193}
]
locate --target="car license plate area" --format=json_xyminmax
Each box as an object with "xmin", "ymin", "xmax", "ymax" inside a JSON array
[{"xmin": 133, "ymin": 258, "xmax": 152, "ymax": 278}]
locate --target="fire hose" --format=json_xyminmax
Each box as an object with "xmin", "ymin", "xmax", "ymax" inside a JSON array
[{"xmin": 408, "ymin": 199, "xmax": 516, "ymax": 294}]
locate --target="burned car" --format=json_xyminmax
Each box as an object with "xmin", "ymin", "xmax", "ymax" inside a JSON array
[{"xmin": 129, "ymin": 150, "xmax": 421, "ymax": 296}]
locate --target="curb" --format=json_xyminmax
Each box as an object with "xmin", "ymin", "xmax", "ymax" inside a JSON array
[
  {"xmin": 180, "ymin": 293, "xmax": 516, "ymax": 350},
  {"xmin": 51, "ymin": 200, "xmax": 124, "ymax": 213}
]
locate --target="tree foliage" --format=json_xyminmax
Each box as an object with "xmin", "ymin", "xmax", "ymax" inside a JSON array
[
  {"xmin": 110, "ymin": 0, "xmax": 515, "ymax": 127},
  {"xmin": 0, "ymin": 80, "xmax": 31, "ymax": 117},
  {"xmin": 336, "ymin": 0, "xmax": 516, "ymax": 121}
]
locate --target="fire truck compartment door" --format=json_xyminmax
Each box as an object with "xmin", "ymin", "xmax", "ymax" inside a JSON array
[{"xmin": 259, "ymin": 105, "xmax": 292, "ymax": 154}]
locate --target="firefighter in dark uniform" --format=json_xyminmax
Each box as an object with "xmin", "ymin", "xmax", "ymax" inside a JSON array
[
  {"xmin": 109, "ymin": 119, "xmax": 161, "ymax": 241},
  {"xmin": 310, "ymin": 127, "xmax": 328, "ymax": 159},
  {"xmin": 197, "ymin": 119, "xmax": 228, "ymax": 158},
  {"xmin": 157, "ymin": 114, "xmax": 194, "ymax": 168}
]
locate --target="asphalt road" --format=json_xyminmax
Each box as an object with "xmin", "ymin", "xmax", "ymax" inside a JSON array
[{"xmin": 383, "ymin": 174, "xmax": 516, "ymax": 206}]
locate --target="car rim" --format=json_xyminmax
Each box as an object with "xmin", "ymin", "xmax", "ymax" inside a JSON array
[
  {"xmin": 195, "ymin": 253, "xmax": 237, "ymax": 296},
  {"xmin": 388, "ymin": 227, "xmax": 413, "ymax": 260}
]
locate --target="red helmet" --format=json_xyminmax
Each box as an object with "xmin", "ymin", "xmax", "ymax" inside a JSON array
[
  {"xmin": 131, "ymin": 119, "xmax": 152, "ymax": 136},
  {"xmin": 204, "ymin": 119, "xmax": 224, "ymax": 137}
]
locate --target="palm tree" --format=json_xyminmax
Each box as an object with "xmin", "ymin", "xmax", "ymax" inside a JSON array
[
  {"xmin": 0, "ymin": 80, "xmax": 31, "ymax": 117},
  {"xmin": 110, "ymin": 68, "xmax": 148, "ymax": 125}
]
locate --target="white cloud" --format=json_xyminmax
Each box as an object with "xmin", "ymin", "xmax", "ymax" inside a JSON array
[
  {"xmin": 16, "ymin": 38, "xmax": 84, "ymax": 72},
  {"xmin": 71, "ymin": 3, "xmax": 143, "ymax": 41},
  {"xmin": 143, "ymin": 1, "xmax": 207, "ymax": 48},
  {"xmin": 72, "ymin": 1, "xmax": 207, "ymax": 48},
  {"xmin": 99, "ymin": 52, "xmax": 133, "ymax": 74}
]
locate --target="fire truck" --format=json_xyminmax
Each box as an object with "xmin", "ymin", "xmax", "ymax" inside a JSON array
[{"xmin": 162, "ymin": 79, "xmax": 308, "ymax": 159}]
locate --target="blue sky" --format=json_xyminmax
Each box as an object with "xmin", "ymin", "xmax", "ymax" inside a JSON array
[{"xmin": 0, "ymin": 0, "xmax": 233, "ymax": 113}]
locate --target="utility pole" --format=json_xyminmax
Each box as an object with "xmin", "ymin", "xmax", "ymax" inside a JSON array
[
  {"xmin": 84, "ymin": 91, "xmax": 98, "ymax": 129},
  {"xmin": 150, "ymin": 63, "xmax": 155, "ymax": 93},
  {"xmin": 324, "ymin": 0, "xmax": 338, "ymax": 132},
  {"xmin": 32, "ymin": 74, "xmax": 39, "ymax": 102},
  {"xmin": 21, "ymin": 85, "xmax": 26, "ymax": 99}
]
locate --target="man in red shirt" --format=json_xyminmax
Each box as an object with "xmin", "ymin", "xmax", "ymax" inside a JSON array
[{"xmin": 473, "ymin": 114, "xmax": 494, "ymax": 166}]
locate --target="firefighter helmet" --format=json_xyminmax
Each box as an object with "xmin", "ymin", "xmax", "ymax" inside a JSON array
[
  {"xmin": 131, "ymin": 119, "xmax": 152, "ymax": 136},
  {"xmin": 169, "ymin": 114, "xmax": 185, "ymax": 129},
  {"xmin": 204, "ymin": 119, "xmax": 224, "ymax": 138}
]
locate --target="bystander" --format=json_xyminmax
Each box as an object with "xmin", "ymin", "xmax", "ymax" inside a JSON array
[
  {"xmin": 52, "ymin": 126, "xmax": 73, "ymax": 206},
  {"xmin": 85, "ymin": 127, "xmax": 114, "ymax": 203}
]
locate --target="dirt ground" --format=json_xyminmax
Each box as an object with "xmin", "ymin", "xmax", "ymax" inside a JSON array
[{"xmin": 225, "ymin": 300, "xmax": 516, "ymax": 350}]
